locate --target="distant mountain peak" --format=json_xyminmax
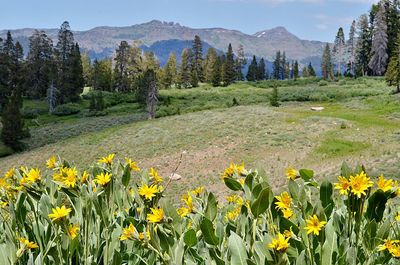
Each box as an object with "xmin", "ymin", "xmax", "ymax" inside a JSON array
[{"xmin": 254, "ymin": 26, "xmax": 298, "ymax": 40}]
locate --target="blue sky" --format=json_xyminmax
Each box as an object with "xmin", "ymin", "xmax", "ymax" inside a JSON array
[{"xmin": 1, "ymin": 0, "xmax": 378, "ymax": 42}]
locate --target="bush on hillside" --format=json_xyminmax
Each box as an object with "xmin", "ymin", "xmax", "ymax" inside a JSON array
[{"xmin": 52, "ymin": 103, "xmax": 81, "ymax": 116}]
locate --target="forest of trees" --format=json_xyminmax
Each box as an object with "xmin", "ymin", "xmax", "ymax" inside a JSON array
[{"xmin": 320, "ymin": 0, "xmax": 400, "ymax": 90}]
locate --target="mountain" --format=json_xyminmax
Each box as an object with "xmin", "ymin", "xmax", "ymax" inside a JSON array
[{"xmin": 0, "ymin": 20, "xmax": 326, "ymax": 66}]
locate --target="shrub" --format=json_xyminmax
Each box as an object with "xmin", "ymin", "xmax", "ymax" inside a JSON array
[
  {"xmin": 318, "ymin": 80, "xmax": 328, "ymax": 86},
  {"xmin": 1, "ymin": 156, "xmax": 398, "ymax": 264},
  {"xmin": 52, "ymin": 103, "xmax": 81, "ymax": 116}
]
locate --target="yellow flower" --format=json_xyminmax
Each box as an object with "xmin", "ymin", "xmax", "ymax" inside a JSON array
[
  {"xmin": 221, "ymin": 163, "xmax": 246, "ymax": 179},
  {"xmin": 349, "ymin": 171, "xmax": 373, "ymax": 198},
  {"xmin": 305, "ymin": 215, "xmax": 327, "ymax": 236},
  {"xmin": 226, "ymin": 194, "xmax": 244, "ymax": 206},
  {"xmin": 125, "ymin": 158, "xmax": 140, "ymax": 172},
  {"xmin": 0, "ymin": 177, "xmax": 10, "ymax": 191},
  {"xmin": 283, "ymin": 228, "xmax": 294, "ymax": 239},
  {"xmin": 285, "ymin": 167, "xmax": 298, "ymax": 180},
  {"xmin": 149, "ymin": 168, "xmax": 163, "ymax": 183},
  {"xmin": 275, "ymin": 192, "xmax": 292, "ymax": 210},
  {"xmin": 48, "ymin": 206, "xmax": 72, "ymax": 222},
  {"xmin": 334, "ymin": 176, "xmax": 350, "ymax": 195},
  {"xmin": 81, "ymin": 171, "xmax": 89, "ymax": 183},
  {"xmin": 147, "ymin": 207, "xmax": 164, "ymax": 223},
  {"xmin": 21, "ymin": 168, "xmax": 41, "ymax": 185},
  {"xmin": 46, "ymin": 156, "xmax": 57, "ymax": 169},
  {"xmin": 268, "ymin": 233, "xmax": 290, "ymax": 252},
  {"xmin": 177, "ymin": 207, "xmax": 190, "ymax": 218},
  {"xmin": 4, "ymin": 167, "xmax": 15, "ymax": 179},
  {"xmin": 95, "ymin": 172, "xmax": 112, "ymax": 186},
  {"xmin": 138, "ymin": 184, "xmax": 160, "ymax": 201},
  {"xmin": 119, "ymin": 223, "xmax": 135, "ymax": 241},
  {"xmin": 376, "ymin": 175, "xmax": 394, "ymax": 192},
  {"xmin": 225, "ymin": 207, "xmax": 241, "ymax": 221},
  {"xmin": 282, "ymin": 208, "xmax": 294, "ymax": 219},
  {"xmin": 377, "ymin": 239, "xmax": 400, "ymax": 259},
  {"xmin": 239, "ymin": 178, "xmax": 245, "ymax": 186},
  {"xmin": 191, "ymin": 186, "xmax": 204, "ymax": 196},
  {"xmin": 98, "ymin": 153, "xmax": 115, "ymax": 165},
  {"xmin": 0, "ymin": 201, "xmax": 8, "ymax": 208},
  {"xmin": 182, "ymin": 193, "xmax": 194, "ymax": 211},
  {"xmin": 139, "ymin": 230, "xmax": 151, "ymax": 241},
  {"xmin": 19, "ymin": 237, "xmax": 39, "ymax": 249},
  {"xmin": 396, "ymin": 213, "xmax": 400, "ymax": 221},
  {"xmin": 67, "ymin": 224, "xmax": 79, "ymax": 239},
  {"xmin": 62, "ymin": 167, "xmax": 78, "ymax": 188}
]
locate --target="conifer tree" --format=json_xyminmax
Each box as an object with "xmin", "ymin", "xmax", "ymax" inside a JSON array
[
  {"xmin": 270, "ymin": 87, "xmax": 280, "ymax": 107},
  {"xmin": 384, "ymin": 0, "xmax": 400, "ymax": 59},
  {"xmin": 222, "ymin": 43, "xmax": 236, "ymax": 86},
  {"xmin": 114, "ymin": 41, "xmax": 131, "ymax": 92},
  {"xmin": 191, "ymin": 35, "xmax": 204, "ymax": 82},
  {"xmin": 355, "ymin": 14, "xmax": 372, "ymax": 76},
  {"xmin": 302, "ymin": 66, "xmax": 308, "ymax": 78},
  {"xmin": 246, "ymin": 56, "xmax": 258, "ymax": 81},
  {"xmin": 333, "ymin": 27, "xmax": 346, "ymax": 77},
  {"xmin": 347, "ymin": 20, "xmax": 357, "ymax": 77},
  {"xmin": 293, "ymin": 60, "xmax": 299, "ymax": 80},
  {"xmin": 235, "ymin": 44, "xmax": 246, "ymax": 81},
  {"xmin": 281, "ymin": 52, "xmax": 287, "ymax": 80},
  {"xmin": 68, "ymin": 43, "xmax": 84, "ymax": 101},
  {"xmin": 272, "ymin": 51, "xmax": 281, "ymax": 80},
  {"xmin": 204, "ymin": 48, "xmax": 218, "ymax": 83},
  {"xmin": 369, "ymin": 4, "xmax": 389, "ymax": 76},
  {"xmin": 322, "ymin": 44, "xmax": 334, "ymax": 80},
  {"xmin": 308, "ymin": 62, "xmax": 316, "ymax": 77},
  {"xmin": 25, "ymin": 30, "xmax": 54, "ymax": 99},
  {"xmin": 257, "ymin": 58, "xmax": 266, "ymax": 80},
  {"xmin": 211, "ymin": 55, "xmax": 222, "ymax": 87},
  {"xmin": 162, "ymin": 52, "xmax": 177, "ymax": 89},
  {"xmin": 386, "ymin": 33, "xmax": 400, "ymax": 93},
  {"xmin": 179, "ymin": 48, "xmax": 191, "ymax": 88},
  {"xmin": 81, "ymin": 52, "xmax": 92, "ymax": 86},
  {"xmin": 93, "ymin": 58, "xmax": 112, "ymax": 91}
]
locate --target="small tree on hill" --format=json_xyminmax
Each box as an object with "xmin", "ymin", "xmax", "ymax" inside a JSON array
[
  {"xmin": 246, "ymin": 56, "xmax": 258, "ymax": 81},
  {"xmin": 270, "ymin": 87, "xmax": 280, "ymax": 107},
  {"xmin": 386, "ymin": 34, "xmax": 400, "ymax": 93}
]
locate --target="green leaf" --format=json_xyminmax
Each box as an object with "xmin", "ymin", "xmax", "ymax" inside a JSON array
[
  {"xmin": 173, "ymin": 236, "xmax": 185, "ymax": 265},
  {"xmin": 365, "ymin": 190, "xmax": 388, "ymax": 222},
  {"xmin": 204, "ymin": 193, "xmax": 217, "ymax": 221},
  {"xmin": 295, "ymin": 250, "xmax": 307, "ymax": 265},
  {"xmin": 320, "ymin": 180, "xmax": 334, "ymax": 217},
  {"xmin": 200, "ymin": 218, "xmax": 219, "ymax": 246},
  {"xmin": 340, "ymin": 162, "xmax": 352, "ymax": 178},
  {"xmin": 184, "ymin": 229, "xmax": 197, "ymax": 247},
  {"xmin": 299, "ymin": 169, "xmax": 314, "ymax": 181},
  {"xmin": 322, "ymin": 219, "xmax": 338, "ymax": 265},
  {"xmin": 121, "ymin": 165, "xmax": 131, "ymax": 187},
  {"xmin": 251, "ymin": 187, "xmax": 271, "ymax": 217},
  {"xmin": 228, "ymin": 232, "xmax": 248, "ymax": 265},
  {"xmin": 224, "ymin": 177, "xmax": 243, "ymax": 191},
  {"xmin": 244, "ymin": 172, "xmax": 256, "ymax": 190}
]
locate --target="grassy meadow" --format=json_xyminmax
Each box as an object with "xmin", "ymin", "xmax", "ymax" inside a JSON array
[{"xmin": 0, "ymin": 77, "xmax": 398, "ymax": 200}]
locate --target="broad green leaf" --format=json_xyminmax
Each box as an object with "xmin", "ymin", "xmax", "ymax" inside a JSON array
[
  {"xmin": 184, "ymin": 229, "xmax": 197, "ymax": 247},
  {"xmin": 322, "ymin": 219, "xmax": 338, "ymax": 265},
  {"xmin": 365, "ymin": 190, "xmax": 388, "ymax": 222},
  {"xmin": 251, "ymin": 187, "xmax": 271, "ymax": 217},
  {"xmin": 173, "ymin": 236, "xmax": 185, "ymax": 265},
  {"xmin": 320, "ymin": 180, "xmax": 334, "ymax": 217},
  {"xmin": 200, "ymin": 218, "xmax": 219, "ymax": 246},
  {"xmin": 228, "ymin": 232, "xmax": 248, "ymax": 265},
  {"xmin": 121, "ymin": 165, "xmax": 131, "ymax": 187},
  {"xmin": 204, "ymin": 192, "xmax": 217, "ymax": 221},
  {"xmin": 299, "ymin": 169, "xmax": 314, "ymax": 181},
  {"xmin": 224, "ymin": 177, "xmax": 243, "ymax": 191}
]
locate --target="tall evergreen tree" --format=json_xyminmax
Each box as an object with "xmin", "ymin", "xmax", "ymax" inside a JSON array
[
  {"xmin": 308, "ymin": 62, "xmax": 316, "ymax": 77},
  {"xmin": 68, "ymin": 43, "xmax": 84, "ymax": 101},
  {"xmin": 333, "ymin": 27, "xmax": 346, "ymax": 76},
  {"xmin": 25, "ymin": 30, "xmax": 54, "ymax": 99},
  {"xmin": 369, "ymin": 4, "xmax": 389, "ymax": 76},
  {"xmin": 355, "ymin": 14, "xmax": 372, "ymax": 76},
  {"xmin": 162, "ymin": 52, "xmax": 177, "ymax": 89},
  {"xmin": 386, "ymin": 32, "xmax": 400, "ymax": 93},
  {"xmin": 191, "ymin": 35, "xmax": 204, "ymax": 82},
  {"xmin": 113, "ymin": 41, "xmax": 131, "ymax": 92},
  {"xmin": 211, "ymin": 55, "xmax": 222, "ymax": 87},
  {"xmin": 322, "ymin": 44, "xmax": 334, "ymax": 80},
  {"xmin": 92, "ymin": 58, "xmax": 113, "ymax": 91},
  {"xmin": 179, "ymin": 48, "xmax": 191, "ymax": 88},
  {"xmin": 246, "ymin": 56, "xmax": 258, "ymax": 81},
  {"xmin": 302, "ymin": 66, "xmax": 309, "ymax": 78},
  {"xmin": 204, "ymin": 48, "xmax": 218, "ymax": 83},
  {"xmin": 235, "ymin": 44, "xmax": 246, "ymax": 81},
  {"xmin": 272, "ymin": 51, "xmax": 281, "ymax": 80},
  {"xmin": 81, "ymin": 52, "xmax": 92, "ymax": 87},
  {"xmin": 281, "ymin": 52, "xmax": 287, "ymax": 80},
  {"xmin": 384, "ymin": 0, "xmax": 400, "ymax": 59},
  {"xmin": 257, "ymin": 58, "xmax": 266, "ymax": 80},
  {"xmin": 293, "ymin": 61, "xmax": 299, "ymax": 80},
  {"xmin": 347, "ymin": 21, "xmax": 357, "ymax": 76},
  {"xmin": 222, "ymin": 43, "xmax": 236, "ymax": 86}
]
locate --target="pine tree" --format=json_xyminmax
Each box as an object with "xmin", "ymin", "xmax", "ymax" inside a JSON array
[
  {"xmin": 114, "ymin": 41, "xmax": 131, "ymax": 92},
  {"xmin": 369, "ymin": 4, "xmax": 389, "ymax": 76},
  {"xmin": 191, "ymin": 35, "xmax": 204, "ymax": 82},
  {"xmin": 281, "ymin": 52, "xmax": 287, "ymax": 80},
  {"xmin": 222, "ymin": 43, "xmax": 236, "ymax": 86},
  {"xmin": 293, "ymin": 60, "xmax": 299, "ymax": 80},
  {"xmin": 270, "ymin": 87, "xmax": 280, "ymax": 107},
  {"xmin": 272, "ymin": 51, "xmax": 281, "ymax": 80},
  {"xmin": 235, "ymin": 44, "xmax": 246, "ymax": 81},
  {"xmin": 355, "ymin": 14, "xmax": 372, "ymax": 76},
  {"xmin": 68, "ymin": 43, "xmax": 84, "ymax": 102},
  {"xmin": 347, "ymin": 20, "xmax": 357, "ymax": 77},
  {"xmin": 246, "ymin": 56, "xmax": 258, "ymax": 81},
  {"xmin": 302, "ymin": 66, "xmax": 309, "ymax": 78},
  {"xmin": 93, "ymin": 59, "xmax": 112, "ymax": 91},
  {"xmin": 322, "ymin": 44, "xmax": 334, "ymax": 80},
  {"xmin": 257, "ymin": 58, "xmax": 266, "ymax": 80},
  {"xmin": 25, "ymin": 30, "xmax": 54, "ymax": 99},
  {"xmin": 162, "ymin": 52, "xmax": 177, "ymax": 89},
  {"xmin": 211, "ymin": 55, "xmax": 222, "ymax": 87},
  {"xmin": 385, "ymin": 33, "xmax": 400, "ymax": 93},
  {"xmin": 333, "ymin": 27, "xmax": 346, "ymax": 77},
  {"xmin": 81, "ymin": 52, "xmax": 92, "ymax": 86},
  {"xmin": 384, "ymin": 0, "xmax": 400, "ymax": 59},
  {"xmin": 308, "ymin": 62, "xmax": 316, "ymax": 77},
  {"xmin": 204, "ymin": 48, "xmax": 218, "ymax": 83},
  {"xmin": 55, "ymin": 21, "xmax": 76, "ymax": 104},
  {"xmin": 179, "ymin": 48, "xmax": 191, "ymax": 88}
]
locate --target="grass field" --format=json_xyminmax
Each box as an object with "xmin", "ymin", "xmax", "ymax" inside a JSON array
[{"xmin": 1, "ymin": 78, "xmax": 399, "ymax": 200}]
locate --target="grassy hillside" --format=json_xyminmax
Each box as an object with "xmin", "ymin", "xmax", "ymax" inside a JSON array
[{"xmin": 1, "ymin": 78, "xmax": 399, "ymax": 200}]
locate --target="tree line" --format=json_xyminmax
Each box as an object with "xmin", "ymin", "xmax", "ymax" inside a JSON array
[{"xmin": 320, "ymin": 0, "xmax": 400, "ymax": 92}]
